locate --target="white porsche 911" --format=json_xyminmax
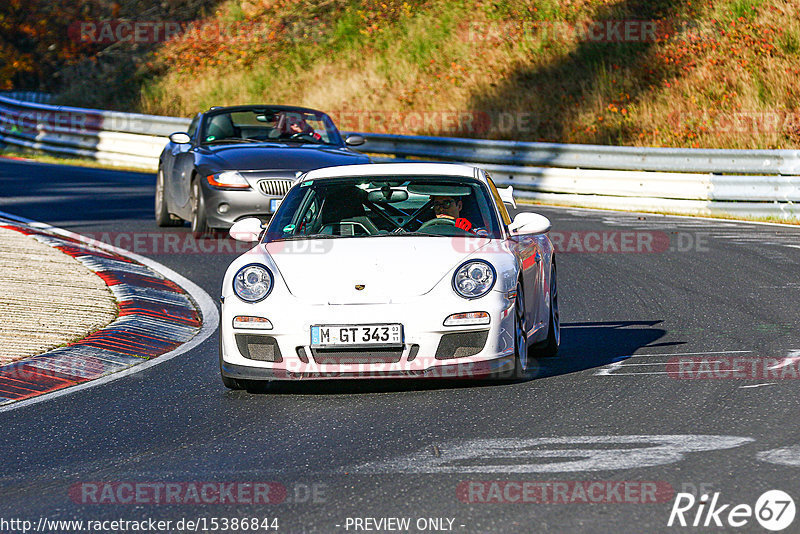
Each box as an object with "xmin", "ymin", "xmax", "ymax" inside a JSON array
[{"xmin": 219, "ymin": 163, "xmax": 559, "ymax": 388}]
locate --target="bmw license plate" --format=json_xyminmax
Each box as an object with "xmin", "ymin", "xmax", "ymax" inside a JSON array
[
  {"xmin": 311, "ymin": 324, "xmax": 403, "ymax": 346},
  {"xmin": 270, "ymin": 198, "xmax": 281, "ymax": 212}
]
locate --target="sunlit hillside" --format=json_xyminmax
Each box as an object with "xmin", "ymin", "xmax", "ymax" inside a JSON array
[{"xmin": 7, "ymin": 0, "xmax": 800, "ymax": 148}]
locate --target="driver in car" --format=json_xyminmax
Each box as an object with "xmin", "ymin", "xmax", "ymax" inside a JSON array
[
  {"xmin": 285, "ymin": 114, "xmax": 323, "ymax": 141},
  {"xmin": 431, "ymin": 195, "xmax": 488, "ymax": 236}
]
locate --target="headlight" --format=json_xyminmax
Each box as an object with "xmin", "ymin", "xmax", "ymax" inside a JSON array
[
  {"xmin": 207, "ymin": 171, "xmax": 250, "ymax": 189},
  {"xmin": 452, "ymin": 260, "xmax": 496, "ymax": 299},
  {"xmin": 233, "ymin": 264, "xmax": 273, "ymax": 302}
]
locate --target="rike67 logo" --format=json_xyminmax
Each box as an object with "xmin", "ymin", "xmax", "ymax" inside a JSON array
[{"xmin": 668, "ymin": 490, "xmax": 795, "ymax": 531}]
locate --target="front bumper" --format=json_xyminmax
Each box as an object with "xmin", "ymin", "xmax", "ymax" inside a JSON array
[
  {"xmin": 221, "ymin": 354, "xmax": 516, "ymax": 380},
  {"xmin": 220, "ymin": 291, "xmax": 517, "ymax": 380},
  {"xmin": 202, "ymin": 185, "xmax": 281, "ymax": 229}
]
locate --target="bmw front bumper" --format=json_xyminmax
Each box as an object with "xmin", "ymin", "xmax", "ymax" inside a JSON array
[{"xmin": 202, "ymin": 183, "xmax": 282, "ymax": 229}]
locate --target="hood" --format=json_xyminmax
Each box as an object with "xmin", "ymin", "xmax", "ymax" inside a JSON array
[
  {"xmin": 265, "ymin": 236, "xmax": 494, "ymax": 304},
  {"xmin": 200, "ymin": 145, "xmax": 370, "ymax": 171}
]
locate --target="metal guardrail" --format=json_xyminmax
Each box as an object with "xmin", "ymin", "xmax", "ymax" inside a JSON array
[
  {"xmin": 0, "ymin": 95, "xmax": 189, "ymax": 170},
  {"xmin": 0, "ymin": 94, "xmax": 798, "ymax": 218},
  {"xmin": 354, "ymin": 132, "xmax": 800, "ymax": 176},
  {"xmin": 355, "ymin": 135, "xmax": 800, "ymax": 219},
  {"xmin": 0, "ymin": 91, "xmax": 53, "ymax": 104}
]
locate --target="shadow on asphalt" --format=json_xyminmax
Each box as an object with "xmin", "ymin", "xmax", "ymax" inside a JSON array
[
  {"xmin": 233, "ymin": 320, "xmax": 676, "ymax": 395},
  {"xmin": 530, "ymin": 320, "xmax": 679, "ymax": 380}
]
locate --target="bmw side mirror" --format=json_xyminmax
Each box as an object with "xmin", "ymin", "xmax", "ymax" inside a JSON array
[
  {"xmin": 345, "ymin": 134, "xmax": 365, "ymax": 147},
  {"xmin": 169, "ymin": 132, "xmax": 191, "ymax": 144},
  {"xmin": 509, "ymin": 212, "xmax": 551, "ymax": 235},
  {"xmin": 229, "ymin": 217, "xmax": 263, "ymax": 243}
]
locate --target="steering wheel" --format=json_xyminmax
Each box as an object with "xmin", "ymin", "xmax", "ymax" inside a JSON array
[
  {"xmin": 289, "ymin": 132, "xmax": 316, "ymax": 141},
  {"xmin": 418, "ymin": 217, "xmax": 456, "ymax": 230}
]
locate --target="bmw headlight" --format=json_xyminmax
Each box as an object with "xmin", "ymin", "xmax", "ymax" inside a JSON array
[
  {"xmin": 452, "ymin": 260, "xmax": 496, "ymax": 299},
  {"xmin": 233, "ymin": 264, "xmax": 273, "ymax": 302},
  {"xmin": 207, "ymin": 171, "xmax": 250, "ymax": 190}
]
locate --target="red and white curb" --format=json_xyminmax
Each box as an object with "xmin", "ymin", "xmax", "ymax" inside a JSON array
[{"xmin": 0, "ymin": 211, "xmax": 218, "ymax": 411}]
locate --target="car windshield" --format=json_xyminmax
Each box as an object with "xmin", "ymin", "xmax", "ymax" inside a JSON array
[
  {"xmin": 265, "ymin": 176, "xmax": 503, "ymax": 241},
  {"xmin": 200, "ymin": 108, "xmax": 341, "ymax": 146}
]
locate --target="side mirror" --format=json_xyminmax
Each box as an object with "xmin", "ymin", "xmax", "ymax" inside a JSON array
[
  {"xmin": 169, "ymin": 132, "xmax": 191, "ymax": 144},
  {"xmin": 229, "ymin": 217, "xmax": 263, "ymax": 243},
  {"xmin": 345, "ymin": 134, "xmax": 365, "ymax": 146},
  {"xmin": 509, "ymin": 212, "xmax": 551, "ymax": 235}
]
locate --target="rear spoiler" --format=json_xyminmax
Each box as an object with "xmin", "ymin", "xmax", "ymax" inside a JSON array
[{"xmin": 498, "ymin": 185, "xmax": 517, "ymax": 209}]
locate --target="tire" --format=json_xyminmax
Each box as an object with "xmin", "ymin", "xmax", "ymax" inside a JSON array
[
  {"xmin": 190, "ymin": 178, "xmax": 210, "ymax": 237},
  {"xmin": 513, "ymin": 281, "xmax": 529, "ymax": 378},
  {"xmin": 243, "ymin": 380, "xmax": 268, "ymax": 393},
  {"xmin": 155, "ymin": 166, "xmax": 184, "ymax": 227},
  {"xmin": 221, "ymin": 373, "xmax": 244, "ymax": 390},
  {"xmin": 534, "ymin": 262, "xmax": 560, "ymax": 358}
]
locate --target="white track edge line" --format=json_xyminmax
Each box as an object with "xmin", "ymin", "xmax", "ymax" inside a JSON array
[
  {"xmin": 0, "ymin": 209, "xmax": 219, "ymax": 413},
  {"xmin": 521, "ymin": 201, "xmax": 800, "ymax": 229}
]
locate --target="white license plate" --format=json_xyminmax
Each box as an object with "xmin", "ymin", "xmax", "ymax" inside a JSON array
[
  {"xmin": 311, "ymin": 324, "xmax": 403, "ymax": 346},
  {"xmin": 270, "ymin": 198, "xmax": 281, "ymax": 212}
]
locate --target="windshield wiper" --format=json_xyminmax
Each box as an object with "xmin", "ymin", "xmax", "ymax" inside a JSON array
[
  {"xmin": 279, "ymin": 137, "xmax": 336, "ymax": 146},
  {"xmin": 271, "ymin": 234, "xmax": 340, "ymax": 242},
  {"xmin": 405, "ymin": 231, "xmax": 450, "ymax": 238},
  {"xmin": 203, "ymin": 138, "xmax": 264, "ymax": 145}
]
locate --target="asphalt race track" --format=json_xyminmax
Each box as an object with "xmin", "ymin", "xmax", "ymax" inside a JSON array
[{"xmin": 1, "ymin": 158, "xmax": 799, "ymax": 533}]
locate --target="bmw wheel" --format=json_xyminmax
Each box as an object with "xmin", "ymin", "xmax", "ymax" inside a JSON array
[
  {"xmin": 155, "ymin": 167, "xmax": 183, "ymax": 227},
  {"xmin": 190, "ymin": 178, "xmax": 210, "ymax": 237}
]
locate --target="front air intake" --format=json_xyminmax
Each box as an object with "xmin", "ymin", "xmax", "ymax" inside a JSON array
[
  {"xmin": 235, "ymin": 334, "xmax": 283, "ymax": 362},
  {"xmin": 435, "ymin": 330, "xmax": 490, "ymax": 360},
  {"xmin": 311, "ymin": 347, "xmax": 404, "ymax": 365}
]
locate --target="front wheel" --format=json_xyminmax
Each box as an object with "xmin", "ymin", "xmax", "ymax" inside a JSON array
[
  {"xmin": 534, "ymin": 262, "xmax": 560, "ymax": 358},
  {"xmin": 190, "ymin": 179, "xmax": 210, "ymax": 237},
  {"xmin": 513, "ymin": 282, "xmax": 529, "ymax": 378},
  {"xmin": 221, "ymin": 373, "xmax": 244, "ymax": 390},
  {"xmin": 155, "ymin": 167, "xmax": 183, "ymax": 227}
]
